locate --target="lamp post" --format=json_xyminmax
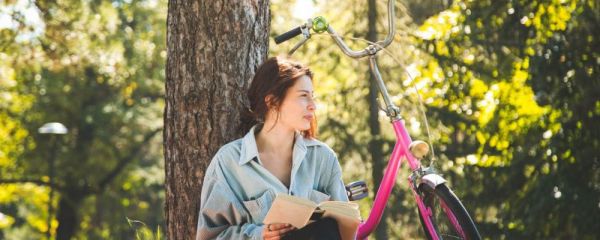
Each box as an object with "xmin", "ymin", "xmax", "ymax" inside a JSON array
[{"xmin": 38, "ymin": 122, "xmax": 68, "ymax": 240}]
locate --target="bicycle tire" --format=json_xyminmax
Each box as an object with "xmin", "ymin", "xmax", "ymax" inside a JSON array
[{"xmin": 417, "ymin": 183, "xmax": 481, "ymax": 240}]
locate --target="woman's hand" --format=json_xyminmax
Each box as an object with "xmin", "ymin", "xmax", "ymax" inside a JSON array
[{"xmin": 262, "ymin": 223, "xmax": 296, "ymax": 240}]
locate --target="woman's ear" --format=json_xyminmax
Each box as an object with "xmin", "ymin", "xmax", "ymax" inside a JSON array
[{"xmin": 264, "ymin": 94, "xmax": 277, "ymax": 110}]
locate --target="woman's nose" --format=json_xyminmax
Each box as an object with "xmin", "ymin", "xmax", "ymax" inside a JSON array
[{"xmin": 307, "ymin": 98, "xmax": 317, "ymax": 111}]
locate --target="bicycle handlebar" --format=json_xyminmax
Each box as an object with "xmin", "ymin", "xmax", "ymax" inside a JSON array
[
  {"xmin": 274, "ymin": 0, "xmax": 396, "ymax": 58},
  {"xmin": 327, "ymin": 0, "xmax": 396, "ymax": 58},
  {"xmin": 274, "ymin": 26, "xmax": 303, "ymax": 44}
]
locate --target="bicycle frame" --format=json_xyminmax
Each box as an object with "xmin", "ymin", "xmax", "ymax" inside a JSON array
[
  {"xmin": 354, "ymin": 58, "xmax": 445, "ymax": 240},
  {"xmin": 317, "ymin": 1, "xmax": 449, "ymax": 239},
  {"xmin": 281, "ymin": 1, "xmax": 453, "ymax": 239}
]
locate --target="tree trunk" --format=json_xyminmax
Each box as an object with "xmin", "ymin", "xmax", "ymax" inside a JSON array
[
  {"xmin": 164, "ymin": 0, "xmax": 270, "ymax": 239},
  {"xmin": 367, "ymin": 0, "xmax": 388, "ymax": 238},
  {"xmin": 55, "ymin": 192, "xmax": 84, "ymax": 240}
]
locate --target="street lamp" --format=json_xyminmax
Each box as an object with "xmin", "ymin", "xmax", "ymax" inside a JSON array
[
  {"xmin": 38, "ymin": 122, "xmax": 67, "ymax": 240},
  {"xmin": 38, "ymin": 122, "xmax": 68, "ymax": 135}
]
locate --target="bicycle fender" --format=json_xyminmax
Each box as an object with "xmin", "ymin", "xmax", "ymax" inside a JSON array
[{"xmin": 420, "ymin": 174, "xmax": 447, "ymax": 189}]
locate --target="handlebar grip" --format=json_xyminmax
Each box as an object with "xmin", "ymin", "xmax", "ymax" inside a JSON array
[{"xmin": 274, "ymin": 26, "xmax": 302, "ymax": 44}]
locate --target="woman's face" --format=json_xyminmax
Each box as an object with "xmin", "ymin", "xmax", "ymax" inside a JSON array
[{"xmin": 268, "ymin": 75, "xmax": 316, "ymax": 131}]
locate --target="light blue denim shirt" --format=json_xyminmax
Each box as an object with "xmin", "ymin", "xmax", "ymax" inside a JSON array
[{"xmin": 196, "ymin": 124, "xmax": 349, "ymax": 240}]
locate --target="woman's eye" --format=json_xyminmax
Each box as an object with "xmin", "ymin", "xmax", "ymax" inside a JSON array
[{"xmin": 300, "ymin": 93, "xmax": 317, "ymax": 100}]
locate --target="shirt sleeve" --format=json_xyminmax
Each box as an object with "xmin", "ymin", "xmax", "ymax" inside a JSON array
[
  {"xmin": 325, "ymin": 151, "xmax": 350, "ymax": 202},
  {"xmin": 196, "ymin": 161, "xmax": 264, "ymax": 240}
]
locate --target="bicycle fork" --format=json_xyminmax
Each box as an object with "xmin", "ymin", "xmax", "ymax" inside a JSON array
[{"xmin": 410, "ymin": 167, "xmax": 447, "ymax": 240}]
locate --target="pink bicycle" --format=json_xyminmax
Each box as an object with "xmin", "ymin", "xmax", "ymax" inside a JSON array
[{"xmin": 274, "ymin": 1, "xmax": 482, "ymax": 239}]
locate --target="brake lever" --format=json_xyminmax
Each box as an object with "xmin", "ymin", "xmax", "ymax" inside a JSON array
[
  {"xmin": 288, "ymin": 20, "xmax": 313, "ymax": 55},
  {"xmin": 289, "ymin": 36, "xmax": 308, "ymax": 55}
]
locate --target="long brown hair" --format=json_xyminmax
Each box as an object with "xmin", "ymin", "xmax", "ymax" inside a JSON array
[{"xmin": 240, "ymin": 56, "xmax": 317, "ymax": 138}]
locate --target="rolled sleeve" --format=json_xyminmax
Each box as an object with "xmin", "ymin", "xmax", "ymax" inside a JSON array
[{"xmin": 196, "ymin": 163, "xmax": 263, "ymax": 240}]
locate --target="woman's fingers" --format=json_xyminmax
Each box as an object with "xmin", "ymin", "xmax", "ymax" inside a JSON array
[
  {"xmin": 275, "ymin": 225, "xmax": 296, "ymax": 235},
  {"xmin": 264, "ymin": 228, "xmax": 294, "ymax": 240},
  {"xmin": 270, "ymin": 223, "xmax": 292, "ymax": 231},
  {"xmin": 263, "ymin": 223, "xmax": 296, "ymax": 239}
]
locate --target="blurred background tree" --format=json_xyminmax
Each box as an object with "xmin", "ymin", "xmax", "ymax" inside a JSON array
[
  {"xmin": 1, "ymin": 0, "xmax": 165, "ymax": 239},
  {"xmin": 1, "ymin": 0, "xmax": 597, "ymax": 239}
]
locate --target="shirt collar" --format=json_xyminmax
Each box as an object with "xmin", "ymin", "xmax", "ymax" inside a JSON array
[{"xmin": 238, "ymin": 124, "xmax": 321, "ymax": 166}]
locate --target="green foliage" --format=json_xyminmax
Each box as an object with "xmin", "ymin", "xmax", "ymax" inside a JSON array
[
  {"xmin": 127, "ymin": 217, "xmax": 163, "ymax": 240},
  {"xmin": 273, "ymin": 0, "xmax": 598, "ymax": 239},
  {"xmin": 414, "ymin": 0, "xmax": 599, "ymax": 238},
  {"xmin": 1, "ymin": 0, "xmax": 166, "ymax": 238}
]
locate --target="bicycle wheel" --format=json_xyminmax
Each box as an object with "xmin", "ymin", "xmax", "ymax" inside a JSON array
[{"xmin": 418, "ymin": 183, "xmax": 481, "ymax": 240}]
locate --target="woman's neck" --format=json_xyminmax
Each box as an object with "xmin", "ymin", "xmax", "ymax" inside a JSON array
[{"xmin": 255, "ymin": 123, "xmax": 296, "ymax": 155}]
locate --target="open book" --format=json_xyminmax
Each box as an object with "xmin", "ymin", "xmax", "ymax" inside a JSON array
[{"xmin": 263, "ymin": 193, "xmax": 361, "ymax": 240}]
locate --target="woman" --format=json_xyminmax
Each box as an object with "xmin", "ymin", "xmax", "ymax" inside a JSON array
[{"xmin": 196, "ymin": 56, "xmax": 348, "ymax": 240}]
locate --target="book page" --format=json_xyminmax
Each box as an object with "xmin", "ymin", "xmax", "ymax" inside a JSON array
[
  {"xmin": 263, "ymin": 193, "xmax": 318, "ymax": 228},
  {"xmin": 319, "ymin": 201, "xmax": 360, "ymax": 218}
]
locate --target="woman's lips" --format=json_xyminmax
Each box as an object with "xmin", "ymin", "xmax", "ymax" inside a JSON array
[{"xmin": 304, "ymin": 115, "xmax": 313, "ymax": 121}]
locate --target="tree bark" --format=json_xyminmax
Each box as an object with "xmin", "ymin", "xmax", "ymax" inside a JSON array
[{"xmin": 164, "ymin": 0, "xmax": 270, "ymax": 239}]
